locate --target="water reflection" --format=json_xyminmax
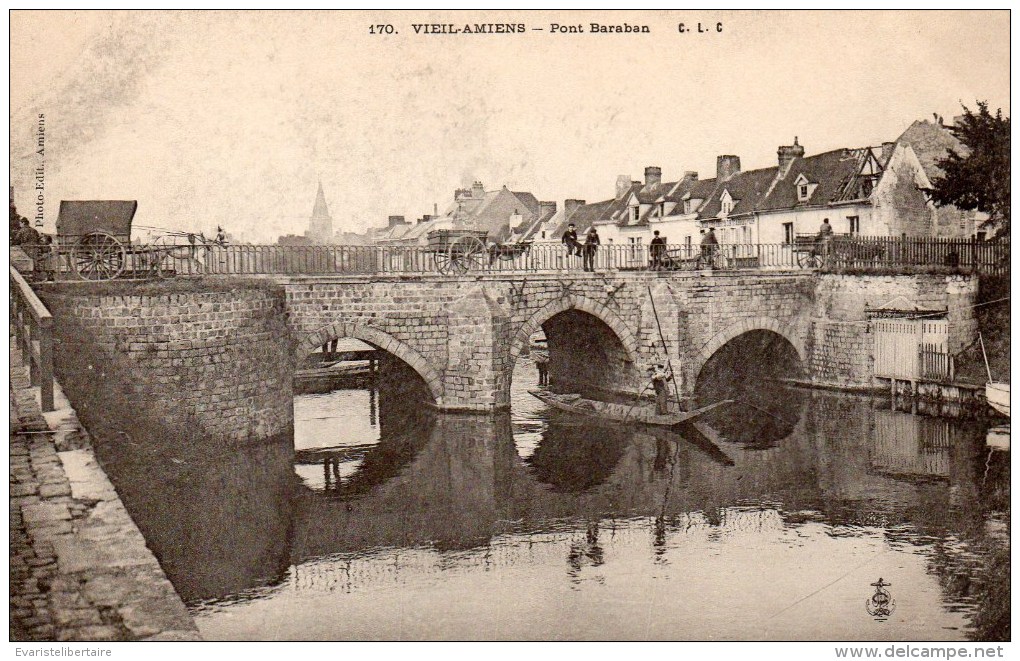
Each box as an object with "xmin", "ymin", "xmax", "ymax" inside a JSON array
[{"xmin": 92, "ymin": 355, "xmax": 1009, "ymax": 641}]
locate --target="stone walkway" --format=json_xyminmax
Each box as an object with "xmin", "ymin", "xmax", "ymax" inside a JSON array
[{"xmin": 10, "ymin": 340, "xmax": 201, "ymax": 641}]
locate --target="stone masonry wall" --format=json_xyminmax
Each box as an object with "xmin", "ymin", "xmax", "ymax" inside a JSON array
[
  {"xmin": 278, "ymin": 272, "xmax": 818, "ymax": 409},
  {"xmin": 41, "ymin": 287, "xmax": 294, "ymax": 445},
  {"xmin": 810, "ymin": 274, "xmax": 979, "ymax": 388}
]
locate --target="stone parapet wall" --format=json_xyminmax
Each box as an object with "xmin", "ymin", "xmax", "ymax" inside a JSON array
[
  {"xmin": 810, "ymin": 274, "xmax": 979, "ymax": 388},
  {"xmin": 41, "ymin": 287, "xmax": 293, "ymax": 445}
]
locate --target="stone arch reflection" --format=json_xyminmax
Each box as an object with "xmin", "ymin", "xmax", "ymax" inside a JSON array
[{"xmin": 525, "ymin": 417, "xmax": 631, "ymax": 493}]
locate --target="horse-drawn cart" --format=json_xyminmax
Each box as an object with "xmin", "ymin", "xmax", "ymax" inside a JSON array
[
  {"xmin": 55, "ymin": 200, "xmax": 220, "ymax": 281},
  {"xmin": 426, "ymin": 229, "xmax": 489, "ymax": 274},
  {"xmin": 55, "ymin": 200, "xmax": 156, "ymax": 280}
]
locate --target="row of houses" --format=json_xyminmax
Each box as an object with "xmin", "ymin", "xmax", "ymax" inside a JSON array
[
  {"xmin": 288, "ymin": 117, "xmax": 987, "ymax": 249},
  {"xmin": 521, "ymin": 119, "xmax": 987, "ymax": 254}
]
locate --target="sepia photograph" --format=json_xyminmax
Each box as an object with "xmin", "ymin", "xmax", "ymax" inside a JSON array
[{"xmin": 8, "ymin": 8, "xmax": 1011, "ymax": 652}]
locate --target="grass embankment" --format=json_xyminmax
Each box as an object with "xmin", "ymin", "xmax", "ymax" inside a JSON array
[{"xmin": 954, "ymin": 275, "xmax": 1010, "ymax": 385}]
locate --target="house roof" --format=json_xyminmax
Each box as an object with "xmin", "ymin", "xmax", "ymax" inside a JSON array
[
  {"xmin": 894, "ymin": 119, "xmax": 967, "ymax": 181},
  {"xmin": 515, "ymin": 203, "xmax": 558, "ymax": 241},
  {"xmin": 511, "ymin": 191, "xmax": 541, "ymax": 216},
  {"xmin": 757, "ymin": 148, "xmax": 875, "ymax": 211},
  {"xmin": 551, "ymin": 199, "xmax": 615, "ymax": 237},
  {"xmin": 701, "ymin": 164, "xmax": 779, "ymax": 216}
]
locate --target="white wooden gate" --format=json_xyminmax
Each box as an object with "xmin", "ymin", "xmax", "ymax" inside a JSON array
[{"xmin": 873, "ymin": 317, "xmax": 949, "ymax": 381}]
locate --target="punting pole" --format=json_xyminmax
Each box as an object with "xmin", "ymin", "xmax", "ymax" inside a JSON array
[
  {"xmin": 978, "ymin": 332, "xmax": 994, "ymax": 383},
  {"xmin": 647, "ymin": 286, "xmax": 684, "ymax": 411}
]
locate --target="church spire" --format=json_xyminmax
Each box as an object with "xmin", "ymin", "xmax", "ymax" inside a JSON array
[
  {"xmin": 307, "ymin": 180, "xmax": 333, "ymax": 243},
  {"xmin": 311, "ymin": 180, "xmax": 330, "ymax": 221}
]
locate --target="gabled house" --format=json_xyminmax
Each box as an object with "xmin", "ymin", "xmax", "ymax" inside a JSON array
[
  {"xmin": 377, "ymin": 181, "xmax": 541, "ymax": 247},
  {"xmin": 650, "ymin": 136, "xmax": 936, "ymax": 249},
  {"xmin": 894, "ymin": 118, "xmax": 989, "ymax": 239}
]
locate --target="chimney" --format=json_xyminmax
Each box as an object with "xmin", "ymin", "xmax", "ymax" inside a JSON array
[
  {"xmin": 472, "ymin": 181, "xmax": 485, "ymax": 199},
  {"xmin": 717, "ymin": 155, "xmax": 741, "ymax": 182},
  {"xmin": 777, "ymin": 137, "xmax": 805, "ymax": 175},
  {"xmin": 615, "ymin": 175, "xmax": 632, "ymax": 199},
  {"xmin": 564, "ymin": 199, "xmax": 585, "ymax": 219},
  {"xmin": 683, "ymin": 171, "xmax": 698, "ymax": 181},
  {"xmin": 644, "ymin": 166, "xmax": 662, "ymax": 187},
  {"xmin": 455, "ymin": 188, "xmax": 470, "ymax": 200},
  {"xmin": 387, "ymin": 215, "xmax": 406, "ymax": 228},
  {"xmin": 434, "ymin": 202, "xmax": 438, "ymax": 216},
  {"xmin": 880, "ymin": 141, "xmax": 896, "ymax": 164},
  {"xmin": 539, "ymin": 200, "xmax": 557, "ymax": 217}
]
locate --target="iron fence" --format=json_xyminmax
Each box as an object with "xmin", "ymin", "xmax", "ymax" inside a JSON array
[{"xmin": 16, "ymin": 236, "xmax": 1009, "ymax": 281}]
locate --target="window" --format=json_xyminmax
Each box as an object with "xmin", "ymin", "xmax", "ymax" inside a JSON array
[
  {"xmin": 798, "ymin": 185, "xmax": 809, "ymax": 201},
  {"xmin": 847, "ymin": 216, "xmax": 860, "ymax": 236},
  {"xmin": 721, "ymin": 199, "xmax": 733, "ymax": 214},
  {"xmin": 684, "ymin": 200, "xmax": 692, "ymax": 215},
  {"xmin": 783, "ymin": 222, "xmax": 794, "ymax": 244},
  {"xmin": 628, "ymin": 236, "xmax": 642, "ymax": 259},
  {"xmin": 541, "ymin": 231, "xmax": 546, "ymax": 239},
  {"xmin": 631, "ymin": 206, "xmax": 640, "ymax": 222}
]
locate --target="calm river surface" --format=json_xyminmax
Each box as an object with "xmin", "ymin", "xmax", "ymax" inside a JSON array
[{"xmin": 94, "ymin": 357, "xmax": 1009, "ymax": 641}]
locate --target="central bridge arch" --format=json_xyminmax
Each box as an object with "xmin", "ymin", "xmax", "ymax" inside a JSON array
[{"xmin": 508, "ymin": 295, "xmax": 642, "ymax": 398}]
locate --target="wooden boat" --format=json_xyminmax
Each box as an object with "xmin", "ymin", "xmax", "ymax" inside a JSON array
[
  {"xmin": 986, "ymin": 382, "xmax": 1010, "ymax": 418},
  {"xmin": 986, "ymin": 424, "xmax": 1010, "ymax": 452},
  {"xmin": 295, "ymin": 360, "xmax": 373, "ymax": 380},
  {"xmin": 529, "ymin": 390, "xmax": 732, "ymax": 427}
]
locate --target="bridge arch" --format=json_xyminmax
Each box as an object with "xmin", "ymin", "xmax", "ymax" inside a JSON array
[
  {"xmin": 296, "ymin": 322, "xmax": 445, "ymax": 403},
  {"xmin": 509, "ymin": 295, "xmax": 641, "ymax": 366},
  {"xmin": 507, "ymin": 295, "xmax": 642, "ymax": 400},
  {"xmin": 692, "ymin": 316, "xmax": 806, "ymax": 383}
]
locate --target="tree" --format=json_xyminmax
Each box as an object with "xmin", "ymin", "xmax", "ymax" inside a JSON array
[{"xmin": 929, "ymin": 102, "xmax": 1010, "ymax": 238}]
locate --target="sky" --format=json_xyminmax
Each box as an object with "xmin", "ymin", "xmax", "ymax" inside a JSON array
[{"xmin": 9, "ymin": 10, "xmax": 1011, "ymax": 243}]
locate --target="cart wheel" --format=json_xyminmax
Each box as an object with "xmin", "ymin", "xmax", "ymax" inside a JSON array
[
  {"xmin": 433, "ymin": 251, "xmax": 451, "ymax": 274},
  {"xmin": 449, "ymin": 236, "xmax": 487, "ymax": 274},
  {"xmin": 797, "ymin": 251, "xmax": 821, "ymax": 269},
  {"xmin": 73, "ymin": 232, "xmax": 126, "ymax": 280}
]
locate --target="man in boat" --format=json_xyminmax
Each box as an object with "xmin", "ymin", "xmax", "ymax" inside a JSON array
[{"xmin": 649, "ymin": 364, "xmax": 673, "ymax": 415}]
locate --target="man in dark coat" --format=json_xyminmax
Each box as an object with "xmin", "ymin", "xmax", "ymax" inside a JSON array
[
  {"xmin": 650, "ymin": 230, "xmax": 667, "ymax": 270},
  {"xmin": 583, "ymin": 226, "xmax": 600, "ymax": 272},
  {"xmin": 562, "ymin": 223, "xmax": 581, "ymax": 258},
  {"xmin": 700, "ymin": 227, "xmax": 719, "ymax": 268}
]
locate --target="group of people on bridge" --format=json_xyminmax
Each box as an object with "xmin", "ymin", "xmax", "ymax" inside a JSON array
[{"xmin": 560, "ymin": 223, "xmax": 601, "ymax": 272}]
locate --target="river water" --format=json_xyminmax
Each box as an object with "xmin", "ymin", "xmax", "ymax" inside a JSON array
[{"xmin": 93, "ymin": 356, "xmax": 1009, "ymax": 641}]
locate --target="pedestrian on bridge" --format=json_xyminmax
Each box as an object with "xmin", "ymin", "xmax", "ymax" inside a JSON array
[{"xmin": 583, "ymin": 226, "xmax": 600, "ymax": 272}]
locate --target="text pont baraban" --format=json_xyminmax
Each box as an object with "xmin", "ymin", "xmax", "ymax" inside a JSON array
[{"xmin": 376, "ymin": 23, "xmax": 653, "ymax": 35}]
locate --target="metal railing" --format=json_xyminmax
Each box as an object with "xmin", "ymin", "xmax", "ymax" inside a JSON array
[
  {"xmin": 10, "ymin": 266, "xmax": 55, "ymax": 411},
  {"xmin": 18, "ymin": 236, "xmax": 1009, "ymax": 280}
]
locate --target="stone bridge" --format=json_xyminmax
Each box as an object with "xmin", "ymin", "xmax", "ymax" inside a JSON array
[
  {"xmin": 281, "ymin": 270, "xmax": 817, "ymax": 411},
  {"xmin": 38, "ymin": 270, "xmax": 979, "ymax": 445}
]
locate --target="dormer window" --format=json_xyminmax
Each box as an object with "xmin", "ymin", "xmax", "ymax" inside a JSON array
[
  {"xmin": 631, "ymin": 206, "xmax": 640, "ymax": 222},
  {"xmin": 795, "ymin": 174, "xmax": 816, "ymax": 202},
  {"xmin": 719, "ymin": 190, "xmax": 734, "ymax": 215}
]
